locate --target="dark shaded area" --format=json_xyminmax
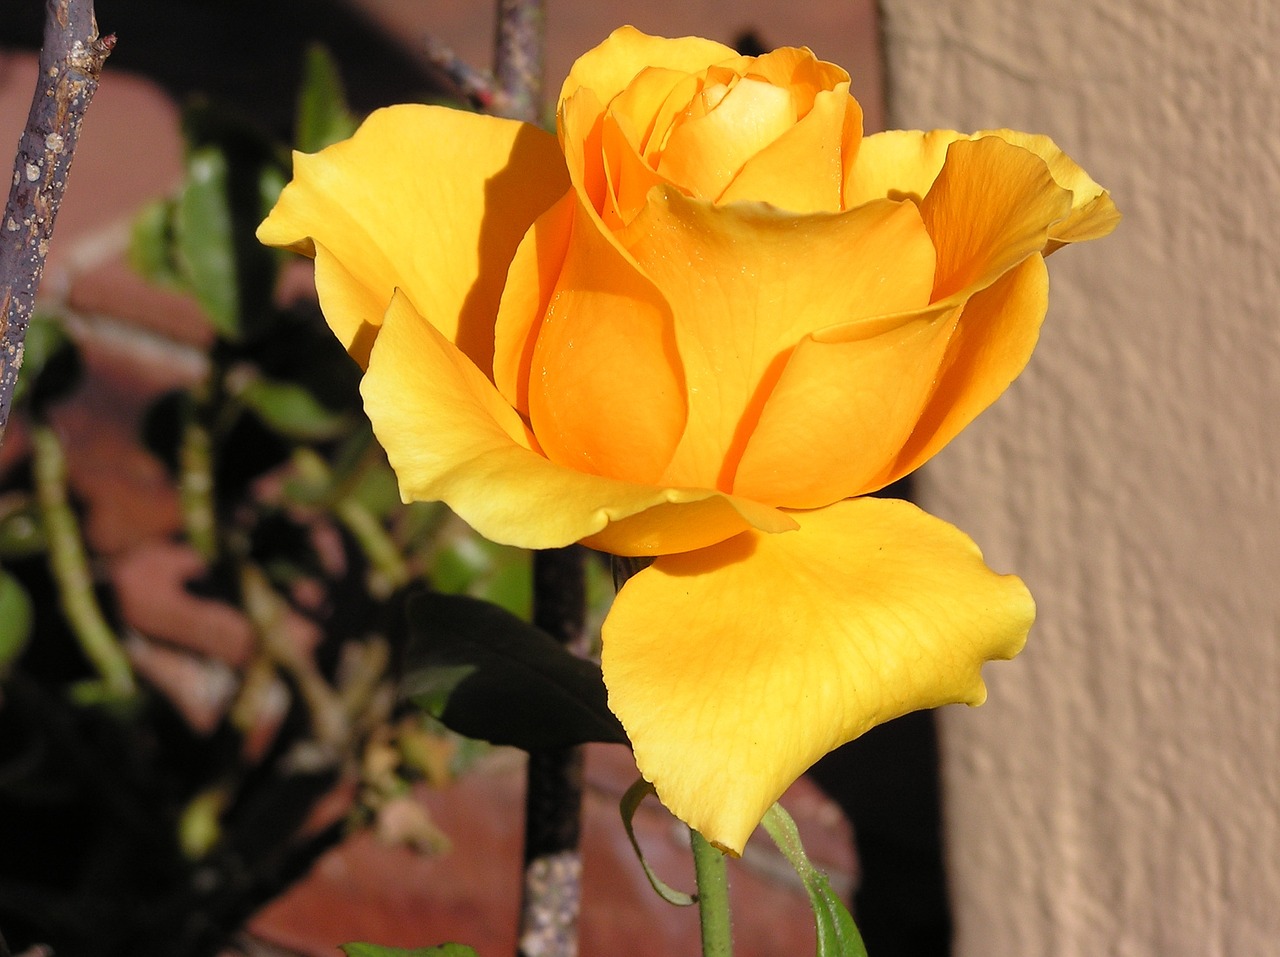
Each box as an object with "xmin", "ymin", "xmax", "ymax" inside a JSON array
[
  {"xmin": 810, "ymin": 476, "xmax": 953, "ymax": 957},
  {"xmin": 0, "ymin": 0, "xmax": 454, "ymax": 138},
  {"xmin": 812, "ymin": 712, "xmax": 952, "ymax": 957}
]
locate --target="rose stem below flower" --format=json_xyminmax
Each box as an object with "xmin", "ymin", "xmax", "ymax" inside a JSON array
[{"xmin": 692, "ymin": 829, "xmax": 734, "ymax": 957}]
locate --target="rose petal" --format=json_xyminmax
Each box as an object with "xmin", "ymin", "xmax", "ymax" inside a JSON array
[
  {"xmin": 741, "ymin": 46, "xmax": 851, "ymax": 115},
  {"xmin": 526, "ymin": 196, "xmax": 689, "ymax": 485},
  {"xmin": 493, "ymin": 191, "xmax": 576, "ymax": 414},
  {"xmin": 974, "ymin": 129, "xmax": 1121, "ymax": 249},
  {"xmin": 719, "ymin": 85, "xmax": 862, "ymax": 213},
  {"xmin": 602, "ymin": 496, "xmax": 1034, "ymax": 854},
  {"xmin": 616, "ymin": 189, "xmax": 935, "ymax": 491},
  {"xmin": 922, "ymin": 135, "xmax": 1072, "ymax": 300},
  {"xmin": 843, "ymin": 127, "xmax": 965, "ymax": 209},
  {"xmin": 657, "ymin": 75, "xmax": 799, "ymax": 201},
  {"xmin": 558, "ymin": 25, "xmax": 735, "ymax": 116},
  {"xmin": 732, "ymin": 299, "xmax": 961, "ymax": 506},
  {"xmin": 364, "ymin": 291, "xmax": 793, "ymax": 554},
  {"xmin": 258, "ymin": 105, "xmax": 568, "ymax": 373},
  {"xmin": 885, "ymin": 253, "xmax": 1050, "ymax": 482}
]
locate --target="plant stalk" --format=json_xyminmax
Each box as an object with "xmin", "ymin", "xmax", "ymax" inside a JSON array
[
  {"xmin": 692, "ymin": 829, "xmax": 734, "ymax": 957},
  {"xmin": 31, "ymin": 421, "xmax": 135, "ymax": 699}
]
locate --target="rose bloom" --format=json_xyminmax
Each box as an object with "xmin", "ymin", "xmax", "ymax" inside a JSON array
[{"xmin": 259, "ymin": 27, "xmax": 1118, "ymax": 853}]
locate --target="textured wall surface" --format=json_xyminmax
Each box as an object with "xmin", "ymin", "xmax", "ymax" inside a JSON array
[{"xmin": 879, "ymin": 1, "xmax": 1280, "ymax": 954}]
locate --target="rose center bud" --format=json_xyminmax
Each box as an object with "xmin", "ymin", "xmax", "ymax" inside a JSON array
[{"xmin": 655, "ymin": 75, "xmax": 800, "ymax": 202}]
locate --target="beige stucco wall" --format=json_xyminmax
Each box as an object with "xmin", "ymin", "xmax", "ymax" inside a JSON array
[{"xmin": 880, "ymin": 1, "xmax": 1280, "ymax": 954}]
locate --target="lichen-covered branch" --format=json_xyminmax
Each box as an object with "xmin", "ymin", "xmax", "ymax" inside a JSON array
[
  {"xmin": 0, "ymin": 0, "xmax": 113, "ymax": 448},
  {"xmin": 492, "ymin": 0, "xmax": 545, "ymax": 124}
]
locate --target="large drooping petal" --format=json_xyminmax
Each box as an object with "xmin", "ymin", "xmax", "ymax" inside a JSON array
[
  {"xmin": 257, "ymin": 105, "xmax": 569, "ymax": 372},
  {"xmin": 602, "ymin": 497, "xmax": 1034, "ymax": 854},
  {"xmin": 558, "ymin": 26, "xmax": 734, "ymax": 117},
  {"xmin": 363, "ymin": 291, "xmax": 795, "ymax": 555},
  {"xmin": 618, "ymin": 188, "xmax": 936, "ymax": 492}
]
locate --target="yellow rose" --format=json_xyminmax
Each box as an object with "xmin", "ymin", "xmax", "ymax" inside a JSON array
[{"xmin": 259, "ymin": 26, "xmax": 1118, "ymax": 853}]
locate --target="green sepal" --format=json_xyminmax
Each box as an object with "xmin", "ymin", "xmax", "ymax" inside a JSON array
[
  {"xmin": 0, "ymin": 567, "xmax": 34, "ymax": 673},
  {"xmin": 762, "ymin": 803, "xmax": 869, "ymax": 957},
  {"xmin": 620, "ymin": 779, "xmax": 697, "ymax": 907},
  {"xmin": 341, "ymin": 944, "xmax": 478, "ymax": 957},
  {"xmin": 174, "ymin": 147, "xmax": 239, "ymax": 339},
  {"xmin": 237, "ymin": 377, "xmax": 350, "ymax": 441},
  {"xmin": 400, "ymin": 592, "xmax": 627, "ymax": 750},
  {"xmin": 295, "ymin": 44, "xmax": 359, "ymax": 154}
]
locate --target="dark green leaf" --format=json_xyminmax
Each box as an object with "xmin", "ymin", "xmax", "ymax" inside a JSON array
[
  {"xmin": 341, "ymin": 943, "xmax": 477, "ymax": 957},
  {"xmin": 174, "ymin": 147, "xmax": 239, "ymax": 338},
  {"xmin": 238, "ymin": 377, "xmax": 350, "ymax": 441},
  {"xmin": 762, "ymin": 804, "xmax": 869, "ymax": 957},
  {"xmin": 401, "ymin": 592, "xmax": 628, "ymax": 749},
  {"xmin": 0, "ymin": 568, "xmax": 34, "ymax": 672},
  {"xmin": 295, "ymin": 44, "xmax": 359, "ymax": 154}
]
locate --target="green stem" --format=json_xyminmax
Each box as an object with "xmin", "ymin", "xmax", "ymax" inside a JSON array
[
  {"xmin": 692, "ymin": 828, "xmax": 733, "ymax": 957},
  {"xmin": 31, "ymin": 421, "xmax": 135, "ymax": 699}
]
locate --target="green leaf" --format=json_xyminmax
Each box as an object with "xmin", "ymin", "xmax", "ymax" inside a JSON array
[
  {"xmin": 401, "ymin": 592, "xmax": 628, "ymax": 750},
  {"xmin": 620, "ymin": 779, "xmax": 697, "ymax": 907},
  {"xmin": 174, "ymin": 147, "xmax": 239, "ymax": 339},
  {"xmin": 0, "ymin": 567, "xmax": 34, "ymax": 672},
  {"xmin": 295, "ymin": 44, "xmax": 359, "ymax": 154},
  {"xmin": 128, "ymin": 198, "xmax": 183, "ymax": 288},
  {"xmin": 238, "ymin": 377, "xmax": 350, "ymax": 441},
  {"xmin": 762, "ymin": 804, "xmax": 869, "ymax": 957},
  {"xmin": 341, "ymin": 943, "xmax": 478, "ymax": 957},
  {"xmin": 429, "ymin": 525, "xmax": 532, "ymax": 619}
]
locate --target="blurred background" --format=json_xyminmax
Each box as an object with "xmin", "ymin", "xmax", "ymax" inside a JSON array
[{"xmin": 1, "ymin": 1, "xmax": 1276, "ymax": 956}]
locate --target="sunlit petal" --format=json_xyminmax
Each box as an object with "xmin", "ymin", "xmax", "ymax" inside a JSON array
[
  {"xmin": 733, "ymin": 300, "xmax": 960, "ymax": 506},
  {"xmin": 603, "ymin": 497, "xmax": 1034, "ymax": 854},
  {"xmin": 559, "ymin": 25, "xmax": 734, "ymax": 115},
  {"xmin": 922, "ymin": 135, "xmax": 1071, "ymax": 300},
  {"xmin": 526, "ymin": 197, "xmax": 688, "ymax": 485},
  {"xmin": 885, "ymin": 253, "xmax": 1049, "ymax": 481},
  {"xmin": 364, "ymin": 292, "xmax": 791, "ymax": 554},
  {"xmin": 719, "ymin": 86, "xmax": 861, "ymax": 213},
  {"xmin": 258, "ymin": 105, "xmax": 569, "ymax": 375},
  {"xmin": 619, "ymin": 190, "xmax": 935, "ymax": 491}
]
